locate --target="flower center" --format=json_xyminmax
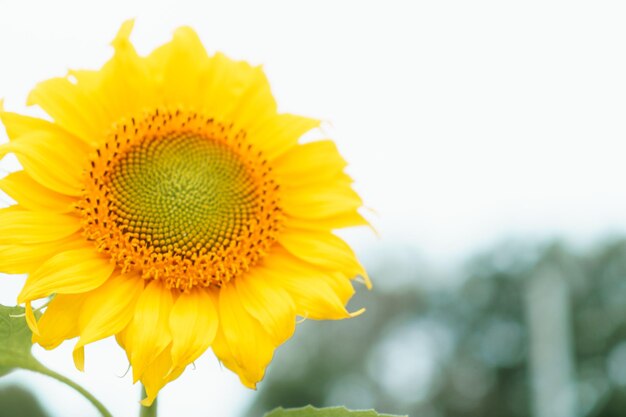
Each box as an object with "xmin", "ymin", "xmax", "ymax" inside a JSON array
[
  {"xmin": 80, "ymin": 109, "xmax": 283, "ymax": 290},
  {"xmin": 110, "ymin": 132, "xmax": 256, "ymax": 255}
]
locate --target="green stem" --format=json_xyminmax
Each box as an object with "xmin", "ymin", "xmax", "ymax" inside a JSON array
[
  {"xmin": 139, "ymin": 385, "xmax": 157, "ymax": 417},
  {"xmin": 24, "ymin": 359, "xmax": 114, "ymax": 417}
]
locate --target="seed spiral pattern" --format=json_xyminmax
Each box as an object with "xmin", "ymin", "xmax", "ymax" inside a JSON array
[{"xmin": 79, "ymin": 109, "xmax": 283, "ymax": 290}]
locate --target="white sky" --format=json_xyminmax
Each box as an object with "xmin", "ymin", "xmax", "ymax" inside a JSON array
[{"xmin": 1, "ymin": 1, "xmax": 626, "ymax": 416}]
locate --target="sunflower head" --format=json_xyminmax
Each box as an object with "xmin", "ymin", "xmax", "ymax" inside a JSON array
[{"xmin": 0, "ymin": 20, "xmax": 369, "ymax": 405}]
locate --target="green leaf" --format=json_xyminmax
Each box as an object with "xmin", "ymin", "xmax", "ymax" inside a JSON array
[
  {"xmin": 0, "ymin": 304, "xmax": 38, "ymax": 376},
  {"xmin": 264, "ymin": 406, "xmax": 406, "ymax": 417}
]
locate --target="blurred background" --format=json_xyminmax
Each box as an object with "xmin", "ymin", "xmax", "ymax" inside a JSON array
[{"xmin": 2, "ymin": 1, "xmax": 626, "ymax": 416}]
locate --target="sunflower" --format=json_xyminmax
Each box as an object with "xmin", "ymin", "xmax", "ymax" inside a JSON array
[{"xmin": 0, "ymin": 21, "xmax": 369, "ymax": 404}]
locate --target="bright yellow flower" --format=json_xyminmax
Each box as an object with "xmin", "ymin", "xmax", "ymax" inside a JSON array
[{"xmin": 0, "ymin": 21, "xmax": 369, "ymax": 404}]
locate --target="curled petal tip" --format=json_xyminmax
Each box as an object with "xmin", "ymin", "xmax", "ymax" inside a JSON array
[
  {"xmin": 140, "ymin": 395, "xmax": 156, "ymax": 407},
  {"xmin": 349, "ymin": 307, "xmax": 366, "ymax": 318}
]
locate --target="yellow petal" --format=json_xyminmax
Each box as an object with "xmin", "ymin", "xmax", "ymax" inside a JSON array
[
  {"xmin": 251, "ymin": 114, "xmax": 320, "ymax": 160},
  {"xmin": 0, "ymin": 233, "xmax": 85, "ymax": 275},
  {"xmin": 283, "ymin": 211, "xmax": 370, "ymax": 231},
  {"xmin": 0, "ymin": 128, "xmax": 90, "ymax": 196},
  {"xmin": 210, "ymin": 326, "xmax": 251, "ymax": 387},
  {"xmin": 25, "ymin": 302, "xmax": 39, "ymax": 336},
  {"xmin": 146, "ymin": 26, "xmax": 210, "ymax": 109},
  {"xmin": 198, "ymin": 53, "xmax": 264, "ymax": 120},
  {"xmin": 281, "ymin": 178, "xmax": 362, "ymax": 220},
  {"xmin": 73, "ymin": 273, "xmax": 144, "ymax": 369},
  {"xmin": 225, "ymin": 67, "xmax": 277, "ymax": 133},
  {"xmin": 217, "ymin": 283, "xmax": 277, "ymax": 387},
  {"xmin": 169, "ymin": 288, "xmax": 218, "ymax": 370},
  {"xmin": 140, "ymin": 345, "xmax": 185, "ymax": 407},
  {"xmin": 0, "ymin": 109, "xmax": 60, "ymax": 142},
  {"xmin": 69, "ymin": 21, "xmax": 156, "ymax": 135},
  {"xmin": 111, "ymin": 19, "xmax": 135, "ymax": 50},
  {"xmin": 278, "ymin": 229, "xmax": 366, "ymax": 277},
  {"xmin": 73, "ymin": 347, "xmax": 85, "ymax": 372},
  {"xmin": 33, "ymin": 293, "xmax": 87, "ymax": 349},
  {"xmin": 235, "ymin": 273, "xmax": 296, "ymax": 344},
  {"xmin": 0, "ymin": 171, "xmax": 76, "ymax": 213},
  {"xmin": 260, "ymin": 249, "xmax": 358, "ymax": 320},
  {"xmin": 115, "ymin": 324, "xmax": 128, "ymax": 349},
  {"xmin": 0, "ymin": 208, "xmax": 81, "ymax": 245},
  {"xmin": 124, "ymin": 281, "xmax": 173, "ymax": 382},
  {"xmin": 18, "ymin": 249, "xmax": 114, "ymax": 303},
  {"xmin": 27, "ymin": 77, "xmax": 109, "ymax": 147},
  {"xmin": 273, "ymin": 140, "xmax": 347, "ymax": 186},
  {"xmin": 324, "ymin": 271, "xmax": 357, "ymax": 305}
]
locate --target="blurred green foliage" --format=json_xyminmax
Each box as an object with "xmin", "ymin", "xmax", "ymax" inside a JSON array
[
  {"xmin": 0, "ymin": 384, "xmax": 49, "ymax": 417},
  {"xmin": 247, "ymin": 239, "xmax": 626, "ymax": 417}
]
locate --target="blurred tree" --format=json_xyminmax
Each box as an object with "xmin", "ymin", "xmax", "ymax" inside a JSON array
[{"xmin": 246, "ymin": 239, "xmax": 626, "ymax": 417}]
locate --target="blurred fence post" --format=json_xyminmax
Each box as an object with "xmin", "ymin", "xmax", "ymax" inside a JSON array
[{"xmin": 525, "ymin": 263, "xmax": 577, "ymax": 417}]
